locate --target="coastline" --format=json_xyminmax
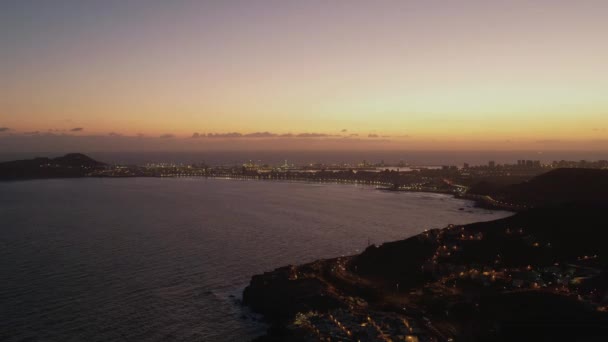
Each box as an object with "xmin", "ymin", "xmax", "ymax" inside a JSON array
[
  {"xmin": 1, "ymin": 173, "xmax": 521, "ymax": 213},
  {"xmin": 4, "ymin": 161, "xmax": 606, "ymax": 340},
  {"xmin": 2, "ymin": 175, "xmax": 512, "ymax": 341},
  {"xmin": 242, "ymin": 204, "xmax": 608, "ymax": 341}
]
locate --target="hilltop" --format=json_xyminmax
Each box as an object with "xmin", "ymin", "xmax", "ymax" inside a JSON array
[
  {"xmin": 466, "ymin": 168, "xmax": 608, "ymax": 210},
  {"xmin": 0, "ymin": 153, "xmax": 105, "ymax": 180},
  {"xmin": 495, "ymin": 168, "xmax": 608, "ymax": 207}
]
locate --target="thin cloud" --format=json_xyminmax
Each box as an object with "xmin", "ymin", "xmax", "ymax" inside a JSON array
[
  {"xmin": 207, "ymin": 132, "xmax": 243, "ymax": 138},
  {"xmin": 108, "ymin": 132, "xmax": 122, "ymax": 137},
  {"xmin": 368, "ymin": 134, "xmax": 379, "ymax": 138},
  {"xmin": 341, "ymin": 129, "xmax": 348, "ymax": 133},
  {"xmin": 296, "ymin": 133, "xmax": 330, "ymax": 138},
  {"xmin": 127, "ymin": 131, "xmax": 358, "ymax": 139},
  {"xmin": 0, "ymin": 127, "xmax": 10, "ymax": 132},
  {"xmin": 70, "ymin": 127, "xmax": 84, "ymax": 132},
  {"xmin": 244, "ymin": 131, "xmax": 277, "ymax": 138}
]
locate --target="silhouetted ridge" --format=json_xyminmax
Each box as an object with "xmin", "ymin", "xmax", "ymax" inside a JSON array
[
  {"xmin": 496, "ymin": 168, "xmax": 608, "ymax": 207},
  {"xmin": 0, "ymin": 153, "xmax": 105, "ymax": 180},
  {"xmin": 53, "ymin": 153, "xmax": 104, "ymax": 166}
]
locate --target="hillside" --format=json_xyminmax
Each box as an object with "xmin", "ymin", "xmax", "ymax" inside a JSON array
[
  {"xmin": 245, "ymin": 202, "xmax": 608, "ymax": 341},
  {"xmin": 244, "ymin": 170, "xmax": 608, "ymax": 341},
  {"xmin": 495, "ymin": 168, "xmax": 608, "ymax": 207},
  {"xmin": 0, "ymin": 153, "xmax": 105, "ymax": 180}
]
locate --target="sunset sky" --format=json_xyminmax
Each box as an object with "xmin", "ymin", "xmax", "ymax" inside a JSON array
[{"xmin": 1, "ymin": 0, "xmax": 608, "ymax": 151}]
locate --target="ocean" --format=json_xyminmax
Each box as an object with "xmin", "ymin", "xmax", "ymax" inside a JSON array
[{"xmin": 0, "ymin": 178, "xmax": 510, "ymax": 341}]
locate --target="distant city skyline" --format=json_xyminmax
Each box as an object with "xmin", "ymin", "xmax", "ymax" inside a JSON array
[{"xmin": 2, "ymin": 0, "xmax": 608, "ymax": 151}]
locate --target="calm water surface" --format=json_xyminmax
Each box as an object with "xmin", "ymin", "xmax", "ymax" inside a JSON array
[{"xmin": 0, "ymin": 178, "xmax": 511, "ymax": 341}]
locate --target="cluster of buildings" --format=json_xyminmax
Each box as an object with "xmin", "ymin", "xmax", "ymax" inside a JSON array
[
  {"xmin": 87, "ymin": 159, "xmax": 607, "ymax": 207},
  {"xmin": 419, "ymin": 224, "xmax": 604, "ymax": 309},
  {"xmin": 293, "ymin": 309, "xmax": 437, "ymax": 342},
  {"xmin": 551, "ymin": 159, "xmax": 608, "ymax": 169}
]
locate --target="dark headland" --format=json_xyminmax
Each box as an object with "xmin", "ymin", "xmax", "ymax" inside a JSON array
[
  {"xmin": 0, "ymin": 153, "xmax": 105, "ymax": 180},
  {"xmin": 243, "ymin": 169, "xmax": 608, "ymax": 341}
]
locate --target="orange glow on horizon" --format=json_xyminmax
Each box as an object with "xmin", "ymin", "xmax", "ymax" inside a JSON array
[{"xmin": 2, "ymin": 1, "xmax": 608, "ymax": 151}]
